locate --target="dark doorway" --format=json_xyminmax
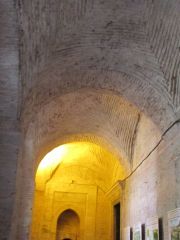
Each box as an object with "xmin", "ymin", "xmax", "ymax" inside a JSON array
[
  {"xmin": 114, "ymin": 202, "xmax": 120, "ymax": 240},
  {"xmin": 56, "ymin": 209, "xmax": 80, "ymax": 240}
]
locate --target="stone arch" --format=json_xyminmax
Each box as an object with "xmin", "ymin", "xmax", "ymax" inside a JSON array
[
  {"xmin": 23, "ymin": 89, "xmax": 161, "ymax": 173},
  {"xmin": 22, "ymin": 74, "xmax": 175, "ymax": 133},
  {"xmin": 16, "ymin": 90, "xmax": 162, "ymax": 239},
  {"xmin": 56, "ymin": 209, "xmax": 80, "ymax": 240}
]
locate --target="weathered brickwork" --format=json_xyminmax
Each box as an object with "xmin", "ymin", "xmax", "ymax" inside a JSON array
[{"xmin": 0, "ymin": 0, "xmax": 180, "ymax": 239}]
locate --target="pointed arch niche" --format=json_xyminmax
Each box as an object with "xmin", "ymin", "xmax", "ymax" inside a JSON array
[{"xmin": 56, "ymin": 209, "xmax": 80, "ymax": 240}]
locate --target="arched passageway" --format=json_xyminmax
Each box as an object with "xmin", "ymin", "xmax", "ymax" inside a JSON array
[
  {"xmin": 1, "ymin": 1, "xmax": 180, "ymax": 240},
  {"xmin": 22, "ymin": 90, "xmax": 163, "ymax": 240},
  {"xmin": 31, "ymin": 141, "xmax": 126, "ymax": 240}
]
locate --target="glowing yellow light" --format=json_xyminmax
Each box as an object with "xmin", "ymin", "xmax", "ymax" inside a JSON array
[
  {"xmin": 32, "ymin": 141, "xmax": 127, "ymax": 239},
  {"xmin": 35, "ymin": 142, "xmax": 126, "ymax": 191},
  {"xmin": 35, "ymin": 142, "xmax": 90, "ymax": 189},
  {"xmin": 38, "ymin": 145, "xmax": 67, "ymax": 171}
]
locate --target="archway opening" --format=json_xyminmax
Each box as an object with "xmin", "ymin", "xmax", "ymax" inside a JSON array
[
  {"xmin": 31, "ymin": 141, "xmax": 127, "ymax": 240},
  {"xmin": 56, "ymin": 209, "xmax": 80, "ymax": 240}
]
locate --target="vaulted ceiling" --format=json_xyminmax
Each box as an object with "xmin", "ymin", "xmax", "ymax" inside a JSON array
[
  {"xmin": 18, "ymin": 0, "xmax": 180, "ymax": 171},
  {"xmin": 18, "ymin": 0, "xmax": 180, "ymax": 121},
  {"xmin": 1, "ymin": 1, "xmax": 180, "ymax": 239}
]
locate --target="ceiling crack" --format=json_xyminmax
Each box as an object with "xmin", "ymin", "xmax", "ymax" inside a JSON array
[{"xmin": 123, "ymin": 118, "xmax": 180, "ymax": 182}]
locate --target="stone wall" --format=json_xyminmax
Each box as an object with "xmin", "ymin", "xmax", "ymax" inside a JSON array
[
  {"xmin": 123, "ymin": 121, "xmax": 180, "ymax": 240},
  {"xmin": 0, "ymin": 1, "xmax": 20, "ymax": 239}
]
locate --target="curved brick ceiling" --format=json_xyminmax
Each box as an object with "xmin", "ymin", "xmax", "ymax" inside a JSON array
[
  {"xmin": 19, "ymin": 0, "xmax": 179, "ymax": 170},
  {"xmin": 19, "ymin": 0, "xmax": 179, "ymax": 129},
  {"xmin": 25, "ymin": 90, "xmax": 161, "ymax": 174}
]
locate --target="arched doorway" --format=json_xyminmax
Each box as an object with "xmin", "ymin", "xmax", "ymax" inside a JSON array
[{"xmin": 56, "ymin": 209, "xmax": 80, "ymax": 240}]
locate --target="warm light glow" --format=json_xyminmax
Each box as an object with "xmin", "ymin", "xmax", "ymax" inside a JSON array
[
  {"xmin": 36, "ymin": 142, "xmax": 94, "ymax": 190},
  {"xmin": 35, "ymin": 142, "xmax": 126, "ymax": 191},
  {"xmin": 32, "ymin": 141, "xmax": 126, "ymax": 239},
  {"xmin": 38, "ymin": 145, "xmax": 67, "ymax": 171},
  {"xmin": 36, "ymin": 144, "xmax": 69, "ymax": 190}
]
